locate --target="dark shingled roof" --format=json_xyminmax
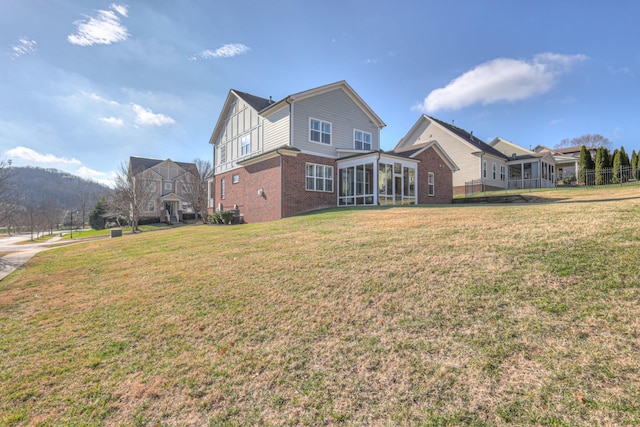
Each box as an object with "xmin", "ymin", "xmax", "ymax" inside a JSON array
[
  {"xmin": 391, "ymin": 146, "xmax": 425, "ymax": 158},
  {"xmin": 129, "ymin": 156, "xmax": 197, "ymax": 176},
  {"xmin": 232, "ymin": 90, "xmax": 273, "ymax": 112},
  {"xmin": 428, "ymin": 116, "xmax": 507, "ymax": 160}
]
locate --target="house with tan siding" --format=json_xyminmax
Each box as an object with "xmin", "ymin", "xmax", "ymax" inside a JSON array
[
  {"xmin": 129, "ymin": 157, "xmax": 197, "ymax": 223},
  {"xmin": 395, "ymin": 115, "xmax": 556, "ymax": 194},
  {"xmin": 208, "ymin": 81, "xmax": 458, "ymax": 223}
]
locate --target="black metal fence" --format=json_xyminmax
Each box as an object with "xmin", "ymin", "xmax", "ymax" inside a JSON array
[
  {"xmin": 582, "ymin": 165, "xmax": 639, "ymax": 187},
  {"xmin": 465, "ymin": 179, "xmax": 483, "ymax": 196}
]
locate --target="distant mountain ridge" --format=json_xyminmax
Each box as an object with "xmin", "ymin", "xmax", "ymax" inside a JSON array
[{"xmin": 8, "ymin": 166, "xmax": 111, "ymax": 210}]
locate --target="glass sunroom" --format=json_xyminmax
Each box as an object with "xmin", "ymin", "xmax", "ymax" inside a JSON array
[{"xmin": 336, "ymin": 153, "xmax": 418, "ymax": 206}]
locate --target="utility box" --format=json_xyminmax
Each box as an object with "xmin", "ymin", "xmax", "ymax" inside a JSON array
[{"xmin": 110, "ymin": 229, "xmax": 123, "ymax": 238}]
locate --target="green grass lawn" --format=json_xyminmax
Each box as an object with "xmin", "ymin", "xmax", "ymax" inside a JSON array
[{"xmin": 1, "ymin": 187, "xmax": 639, "ymax": 425}]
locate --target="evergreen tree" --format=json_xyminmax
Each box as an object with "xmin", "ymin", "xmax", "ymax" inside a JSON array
[
  {"xmin": 595, "ymin": 147, "xmax": 605, "ymax": 185},
  {"xmin": 578, "ymin": 145, "xmax": 594, "ymax": 184},
  {"xmin": 634, "ymin": 150, "xmax": 640, "ymax": 180},
  {"xmin": 89, "ymin": 199, "xmax": 108, "ymax": 230},
  {"xmin": 620, "ymin": 146, "xmax": 630, "ymax": 181},
  {"xmin": 612, "ymin": 150, "xmax": 622, "ymax": 184}
]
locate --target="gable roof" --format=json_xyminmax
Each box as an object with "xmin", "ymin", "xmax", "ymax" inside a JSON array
[
  {"xmin": 129, "ymin": 156, "xmax": 197, "ymax": 177},
  {"xmin": 232, "ymin": 90, "xmax": 273, "ymax": 112},
  {"xmin": 210, "ymin": 81, "xmax": 385, "ymax": 146},
  {"xmin": 262, "ymin": 80, "xmax": 386, "ymax": 128},
  {"xmin": 392, "ymin": 141, "xmax": 459, "ymax": 172},
  {"xmin": 489, "ymin": 137, "xmax": 535, "ymax": 157},
  {"xmin": 394, "ymin": 115, "xmax": 507, "ymax": 160},
  {"xmin": 427, "ymin": 116, "xmax": 507, "ymax": 159}
]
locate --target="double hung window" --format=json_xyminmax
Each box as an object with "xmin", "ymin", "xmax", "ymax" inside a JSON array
[
  {"xmin": 310, "ymin": 119, "xmax": 331, "ymax": 144},
  {"xmin": 241, "ymin": 135, "xmax": 251, "ymax": 156},
  {"xmin": 428, "ymin": 172, "xmax": 435, "ymax": 196},
  {"xmin": 354, "ymin": 130, "xmax": 372, "ymax": 150}
]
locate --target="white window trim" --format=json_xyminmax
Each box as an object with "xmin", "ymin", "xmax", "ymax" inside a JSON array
[
  {"xmin": 241, "ymin": 134, "xmax": 251, "ymax": 156},
  {"xmin": 354, "ymin": 129, "xmax": 372, "ymax": 150},
  {"xmin": 305, "ymin": 163, "xmax": 334, "ymax": 192},
  {"xmin": 492, "ymin": 163, "xmax": 497, "ymax": 180},
  {"xmin": 232, "ymin": 174, "xmax": 239, "ymax": 184},
  {"xmin": 500, "ymin": 165, "xmax": 506, "ymax": 181},
  {"xmin": 483, "ymin": 160, "xmax": 487, "ymax": 179},
  {"xmin": 428, "ymin": 172, "xmax": 435, "ymax": 196},
  {"xmin": 309, "ymin": 117, "xmax": 332, "ymax": 145},
  {"xmin": 220, "ymin": 178, "xmax": 226, "ymax": 199},
  {"xmin": 164, "ymin": 182, "xmax": 172, "ymax": 190}
]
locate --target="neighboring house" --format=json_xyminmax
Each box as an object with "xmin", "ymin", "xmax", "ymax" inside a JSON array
[
  {"xmin": 489, "ymin": 137, "xmax": 557, "ymax": 189},
  {"xmin": 129, "ymin": 157, "xmax": 198, "ymax": 223},
  {"xmin": 533, "ymin": 145, "xmax": 596, "ymax": 181},
  {"xmin": 208, "ymin": 81, "xmax": 458, "ymax": 223},
  {"xmin": 394, "ymin": 115, "xmax": 555, "ymax": 194}
]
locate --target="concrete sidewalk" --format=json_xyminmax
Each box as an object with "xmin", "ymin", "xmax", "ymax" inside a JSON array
[{"xmin": 0, "ymin": 234, "xmax": 66, "ymax": 281}]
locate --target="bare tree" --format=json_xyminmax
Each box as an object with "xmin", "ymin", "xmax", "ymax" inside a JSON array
[
  {"xmin": 182, "ymin": 158, "xmax": 212, "ymax": 221},
  {"xmin": 0, "ymin": 159, "xmax": 18, "ymax": 233},
  {"xmin": 111, "ymin": 162, "xmax": 156, "ymax": 232},
  {"xmin": 556, "ymin": 134, "xmax": 612, "ymax": 149},
  {"xmin": 0, "ymin": 159, "xmax": 14, "ymax": 201}
]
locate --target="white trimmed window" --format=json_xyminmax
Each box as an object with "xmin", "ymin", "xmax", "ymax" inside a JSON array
[
  {"xmin": 232, "ymin": 174, "xmax": 239, "ymax": 184},
  {"xmin": 492, "ymin": 163, "xmax": 497, "ymax": 180},
  {"xmin": 306, "ymin": 163, "xmax": 334, "ymax": 192},
  {"xmin": 310, "ymin": 118, "xmax": 331, "ymax": 144},
  {"xmin": 500, "ymin": 165, "xmax": 506, "ymax": 181},
  {"xmin": 354, "ymin": 130, "xmax": 372, "ymax": 150},
  {"xmin": 241, "ymin": 135, "xmax": 251, "ymax": 156},
  {"xmin": 428, "ymin": 172, "xmax": 435, "ymax": 196},
  {"xmin": 483, "ymin": 160, "xmax": 487, "ymax": 178},
  {"xmin": 164, "ymin": 182, "xmax": 172, "ymax": 191},
  {"xmin": 220, "ymin": 178, "xmax": 226, "ymax": 199},
  {"xmin": 146, "ymin": 201, "xmax": 155, "ymax": 212},
  {"xmin": 220, "ymin": 144, "xmax": 227, "ymax": 163}
]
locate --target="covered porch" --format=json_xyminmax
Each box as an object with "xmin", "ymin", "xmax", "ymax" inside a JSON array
[
  {"xmin": 507, "ymin": 154, "xmax": 556, "ymax": 190},
  {"xmin": 336, "ymin": 153, "xmax": 418, "ymax": 207},
  {"xmin": 159, "ymin": 194, "xmax": 190, "ymax": 223}
]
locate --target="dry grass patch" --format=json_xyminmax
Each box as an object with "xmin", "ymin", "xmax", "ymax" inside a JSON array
[{"xmin": 1, "ymin": 187, "xmax": 640, "ymax": 425}]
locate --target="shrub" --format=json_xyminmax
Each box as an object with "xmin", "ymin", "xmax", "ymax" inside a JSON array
[{"xmin": 209, "ymin": 210, "xmax": 234, "ymax": 225}]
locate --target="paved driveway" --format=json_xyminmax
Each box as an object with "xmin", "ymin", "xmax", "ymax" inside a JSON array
[{"xmin": 0, "ymin": 234, "xmax": 65, "ymax": 281}]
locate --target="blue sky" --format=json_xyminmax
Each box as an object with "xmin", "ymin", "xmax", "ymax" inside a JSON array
[{"xmin": 2, "ymin": 1, "xmax": 639, "ymax": 186}]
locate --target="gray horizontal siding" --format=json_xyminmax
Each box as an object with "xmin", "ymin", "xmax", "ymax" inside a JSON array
[{"xmin": 291, "ymin": 88, "xmax": 380, "ymax": 156}]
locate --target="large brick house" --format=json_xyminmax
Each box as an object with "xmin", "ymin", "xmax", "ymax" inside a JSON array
[{"xmin": 208, "ymin": 81, "xmax": 458, "ymax": 223}]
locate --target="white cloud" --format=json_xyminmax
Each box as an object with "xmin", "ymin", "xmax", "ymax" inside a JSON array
[
  {"xmin": 68, "ymin": 4, "xmax": 129, "ymax": 46},
  {"xmin": 416, "ymin": 53, "xmax": 587, "ymax": 113},
  {"xmin": 5, "ymin": 146, "xmax": 81, "ymax": 166},
  {"xmin": 80, "ymin": 92, "xmax": 175, "ymax": 127},
  {"xmin": 100, "ymin": 116, "xmax": 124, "ymax": 126},
  {"xmin": 83, "ymin": 91, "xmax": 122, "ymax": 107},
  {"xmin": 190, "ymin": 43, "xmax": 250, "ymax": 60},
  {"xmin": 131, "ymin": 104, "xmax": 175, "ymax": 126},
  {"xmin": 75, "ymin": 166, "xmax": 116, "ymax": 187},
  {"xmin": 11, "ymin": 37, "xmax": 37, "ymax": 59}
]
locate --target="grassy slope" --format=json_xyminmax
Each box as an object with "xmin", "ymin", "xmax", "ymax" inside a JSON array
[{"xmin": 1, "ymin": 187, "xmax": 639, "ymax": 426}]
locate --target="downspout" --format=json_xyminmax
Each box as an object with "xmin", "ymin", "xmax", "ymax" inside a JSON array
[
  {"xmin": 282, "ymin": 97, "xmax": 294, "ymax": 219},
  {"xmin": 480, "ymin": 153, "xmax": 485, "ymax": 193},
  {"xmin": 375, "ymin": 151, "xmax": 381, "ymax": 205}
]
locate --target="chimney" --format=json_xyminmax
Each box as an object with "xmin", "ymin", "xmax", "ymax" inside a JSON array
[{"xmin": 269, "ymin": 96, "xmax": 273, "ymax": 103}]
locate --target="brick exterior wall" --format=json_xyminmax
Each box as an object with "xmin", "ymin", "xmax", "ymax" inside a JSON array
[
  {"xmin": 413, "ymin": 146, "xmax": 454, "ymax": 204},
  {"xmin": 213, "ymin": 156, "xmax": 282, "ymax": 223},
  {"xmin": 213, "ymin": 153, "xmax": 338, "ymax": 223},
  {"xmin": 214, "ymin": 149, "xmax": 453, "ymax": 223},
  {"xmin": 281, "ymin": 153, "xmax": 337, "ymax": 218}
]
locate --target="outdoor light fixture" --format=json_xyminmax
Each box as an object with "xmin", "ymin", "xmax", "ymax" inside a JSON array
[{"xmin": 258, "ymin": 188, "xmax": 264, "ymax": 196}]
